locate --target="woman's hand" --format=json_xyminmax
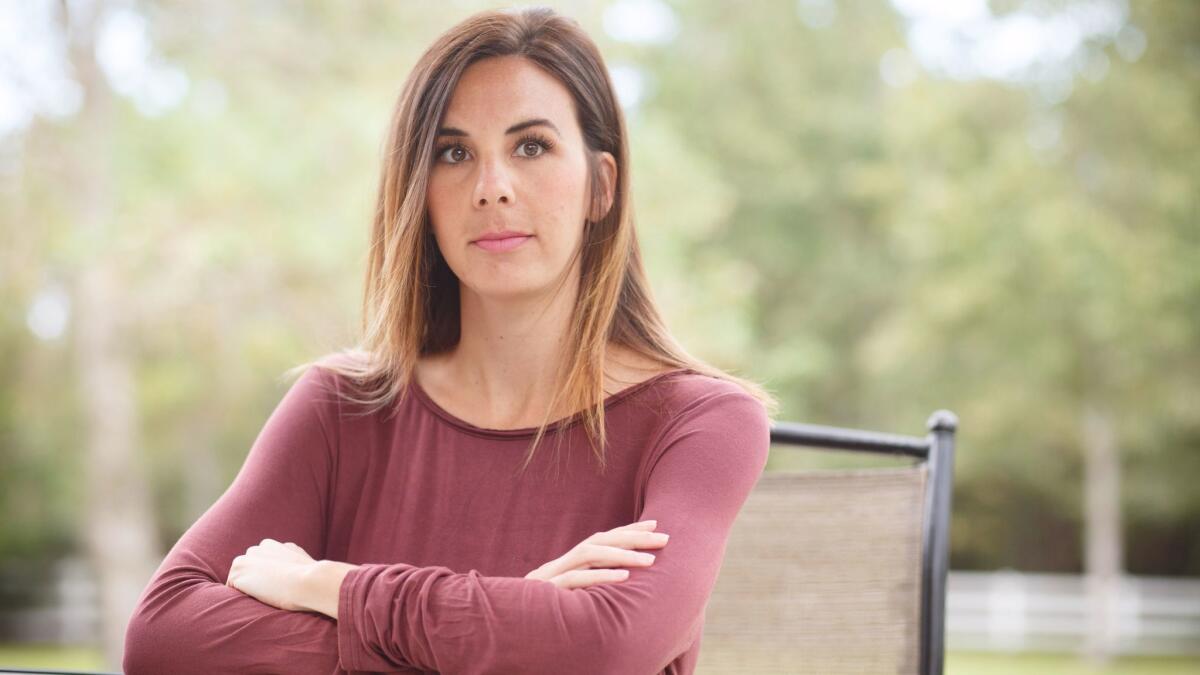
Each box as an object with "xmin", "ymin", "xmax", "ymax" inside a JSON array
[
  {"xmin": 225, "ymin": 538, "xmax": 318, "ymax": 613},
  {"xmin": 524, "ymin": 519, "xmax": 670, "ymax": 590}
]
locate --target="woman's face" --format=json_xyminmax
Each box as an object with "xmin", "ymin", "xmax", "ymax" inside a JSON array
[{"xmin": 426, "ymin": 55, "xmax": 615, "ymax": 303}]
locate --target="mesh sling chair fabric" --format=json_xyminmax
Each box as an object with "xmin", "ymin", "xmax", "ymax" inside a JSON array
[{"xmin": 696, "ymin": 410, "xmax": 958, "ymax": 675}]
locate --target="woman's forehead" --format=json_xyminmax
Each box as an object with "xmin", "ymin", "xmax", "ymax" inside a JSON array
[{"xmin": 441, "ymin": 56, "xmax": 577, "ymax": 136}]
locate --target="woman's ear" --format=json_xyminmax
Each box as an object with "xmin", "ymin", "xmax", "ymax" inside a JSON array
[{"xmin": 589, "ymin": 151, "xmax": 618, "ymax": 222}]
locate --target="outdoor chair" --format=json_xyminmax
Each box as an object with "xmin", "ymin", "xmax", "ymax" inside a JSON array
[{"xmin": 695, "ymin": 409, "xmax": 958, "ymax": 675}]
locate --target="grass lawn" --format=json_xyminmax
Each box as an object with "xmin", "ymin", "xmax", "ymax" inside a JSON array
[
  {"xmin": 948, "ymin": 651, "xmax": 1200, "ymax": 674},
  {"xmin": 0, "ymin": 644, "xmax": 106, "ymax": 670}
]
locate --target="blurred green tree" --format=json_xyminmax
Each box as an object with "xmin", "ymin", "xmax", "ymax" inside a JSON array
[{"xmin": 0, "ymin": 0, "xmax": 1196, "ymax": 667}]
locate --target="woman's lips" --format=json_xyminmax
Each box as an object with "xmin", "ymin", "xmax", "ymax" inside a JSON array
[{"xmin": 473, "ymin": 235, "xmax": 533, "ymax": 252}]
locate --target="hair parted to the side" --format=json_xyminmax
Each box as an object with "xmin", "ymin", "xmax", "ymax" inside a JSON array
[{"xmin": 288, "ymin": 5, "xmax": 778, "ymax": 477}]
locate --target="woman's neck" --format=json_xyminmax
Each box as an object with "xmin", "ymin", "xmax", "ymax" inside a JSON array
[
  {"xmin": 415, "ymin": 281, "xmax": 669, "ymax": 431},
  {"xmin": 449, "ymin": 280, "xmax": 575, "ymax": 426}
]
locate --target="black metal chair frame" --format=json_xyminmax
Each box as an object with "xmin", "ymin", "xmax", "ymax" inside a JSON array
[{"xmin": 768, "ymin": 409, "xmax": 958, "ymax": 675}]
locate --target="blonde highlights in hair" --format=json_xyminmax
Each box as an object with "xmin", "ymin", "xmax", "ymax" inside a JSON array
[{"xmin": 291, "ymin": 6, "xmax": 777, "ymax": 476}]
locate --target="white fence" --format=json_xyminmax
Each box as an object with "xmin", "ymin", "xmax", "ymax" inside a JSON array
[
  {"xmin": 0, "ymin": 557, "xmax": 99, "ymax": 644},
  {"xmin": 947, "ymin": 570, "xmax": 1200, "ymax": 655},
  {"xmin": 2, "ymin": 562, "xmax": 1199, "ymax": 656}
]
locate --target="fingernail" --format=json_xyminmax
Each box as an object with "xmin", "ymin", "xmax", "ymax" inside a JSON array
[
  {"xmin": 640, "ymin": 519, "xmax": 657, "ymax": 525},
  {"xmin": 653, "ymin": 532, "xmax": 669, "ymax": 541},
  {"xmin": 638, "ymin": 553, "xmax": 656, "ymax": 562}
]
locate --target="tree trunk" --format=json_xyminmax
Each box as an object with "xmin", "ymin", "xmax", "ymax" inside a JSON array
[
  {"xmin": 1081, "ymin": 402, "xmax": 1123, "ymax": 665},
  {"xmin": 61, "ymin": 1, "xmax": 161, "ymax": 667}
]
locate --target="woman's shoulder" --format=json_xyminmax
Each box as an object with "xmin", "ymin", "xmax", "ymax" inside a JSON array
[
  {"xmin": 648, "ymin": 369, "xmax": 763, "ymax": 412},
  {"xmin": 617, "ymin": 367, "xmax": 766, "ymax": 436},
  {"xmin": 282, "ymin": 350, "xmax": 380, "ymax": 411},
  {"xmin": 630, "ymin": 369, "xmax": 771, "ymax": 476},
  {"xmin": 607, "ymin": 346, "xmax": 724, "ymax": 392}
]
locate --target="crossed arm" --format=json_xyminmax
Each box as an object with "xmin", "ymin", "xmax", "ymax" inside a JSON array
[
  {"xmin": 224, "ymin": 516, "xmax": 671, "ymax": 621},
  {"xmin": 123, "ymin": 368, "xmax": 769, "ymax": 674}
]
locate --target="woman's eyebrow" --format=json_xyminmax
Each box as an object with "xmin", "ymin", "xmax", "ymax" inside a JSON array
[{"xmin": 436, "ymin": 118, "xmax": 561, "ymax": 138}]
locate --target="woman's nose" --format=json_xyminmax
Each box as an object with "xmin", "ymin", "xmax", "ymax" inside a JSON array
[{"xmin": 472, "ymin": 161, "xmax": 514, "ymax": 208}]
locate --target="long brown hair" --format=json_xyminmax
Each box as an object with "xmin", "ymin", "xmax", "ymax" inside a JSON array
[{"xmin": 291, "ymin": 6, "xmax": 778, "ymax": 475}]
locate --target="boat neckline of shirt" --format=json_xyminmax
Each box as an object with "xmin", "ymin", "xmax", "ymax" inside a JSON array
[{"xmin": 407, "ymin": 367, "xmax": 699, "ymax": 440}]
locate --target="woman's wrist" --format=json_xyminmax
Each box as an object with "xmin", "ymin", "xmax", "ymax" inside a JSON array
[{"xmin": 299, "ymin": 559, "xmax": 359, "ymax": 620}]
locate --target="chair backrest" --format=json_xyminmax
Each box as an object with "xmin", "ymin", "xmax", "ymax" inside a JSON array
[{"xmin": 696, "ymin": 410, "xmax": 957, "ymax": 675}]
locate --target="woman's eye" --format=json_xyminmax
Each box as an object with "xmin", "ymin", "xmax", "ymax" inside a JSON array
[
  {"xmin": 441, "ymin": 146, "xmax": 468, "ymax": 163},
  {"xmin": 437, "ymin": 140, "xmax": 547, "ymax": 164},
  {"xmin": 517, "ymin": 141, "xmax": 545, "ymax": 158}
]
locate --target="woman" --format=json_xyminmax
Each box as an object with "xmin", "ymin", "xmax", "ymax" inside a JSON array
[{"xmin": 124, "ymin": 7, "xmax": 776, "ymax": 674}]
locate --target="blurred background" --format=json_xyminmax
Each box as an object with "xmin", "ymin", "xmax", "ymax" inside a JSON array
[{"xmin": 0, "ymin": 0, "xmax": 1197, "ymax": 672}]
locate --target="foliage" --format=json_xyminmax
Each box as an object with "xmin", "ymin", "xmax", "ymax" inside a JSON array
[{"xmin": 0, "ymin": 0, "xmax": 1196, "ymax": 582}]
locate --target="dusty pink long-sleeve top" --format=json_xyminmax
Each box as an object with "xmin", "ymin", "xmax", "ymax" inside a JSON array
[{"xmin": 123, "ymin": 359, "xmax": 770, "ymax": 675}]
